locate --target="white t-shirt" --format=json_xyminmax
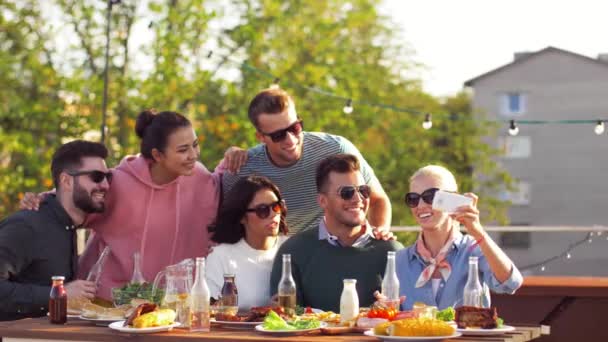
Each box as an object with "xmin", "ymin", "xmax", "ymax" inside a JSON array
[{"xmin": 205, "ymin": 236, "xmax": 288, "ymax": 310}]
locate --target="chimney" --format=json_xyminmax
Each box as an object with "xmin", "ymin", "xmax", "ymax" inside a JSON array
[
  {"xmin": 598, "ymin": 53, "xmax": 608, "ymax": 63},
  {"xmin": 514, "ymin": 51, "xmax": 533, "ymax": 61}
]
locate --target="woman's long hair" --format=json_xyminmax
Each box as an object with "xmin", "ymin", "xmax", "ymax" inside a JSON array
[{"xmin": 210, "ymin": 175, "xmax": 288, "ymax": 244}]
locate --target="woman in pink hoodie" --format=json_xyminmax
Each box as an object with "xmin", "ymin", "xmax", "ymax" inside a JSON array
[{"xmin": 77, "ymin": 110, "xmax": 221, "ymax": 300}]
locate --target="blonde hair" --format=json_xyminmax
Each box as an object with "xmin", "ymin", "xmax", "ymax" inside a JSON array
[{"xmin": 409, "ymin": 165, "xmax": 458, "ymax": 192}]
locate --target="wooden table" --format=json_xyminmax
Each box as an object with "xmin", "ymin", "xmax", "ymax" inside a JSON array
[{"xmin": 0, "ymin": 317, "xmax": 543, "ymax": 342}]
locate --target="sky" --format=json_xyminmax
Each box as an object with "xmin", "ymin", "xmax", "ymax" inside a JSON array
[{"xmin": 380, "ymin": 0, "xmax": 608, "ymax": 97}]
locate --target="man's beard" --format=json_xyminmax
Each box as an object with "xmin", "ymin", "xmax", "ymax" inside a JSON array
[{"xmin": 73, "ymin": 180, "xmax": 105, "ymax": 213}]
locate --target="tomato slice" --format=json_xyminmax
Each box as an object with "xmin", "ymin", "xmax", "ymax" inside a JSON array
[{"xmin": 305, "ymin": 306, "xmax": 313, "ymax": 314}]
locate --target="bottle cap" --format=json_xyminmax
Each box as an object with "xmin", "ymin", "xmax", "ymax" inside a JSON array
[
  {"xmin": 51, "ymin": 276, "xmax": 65, "ymax": 281},
  {"xmin": 343, "ymin": 278, "xmax": 357, "ymax": 284}
]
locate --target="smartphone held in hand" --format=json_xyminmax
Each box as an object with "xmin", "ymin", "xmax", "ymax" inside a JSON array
[{"xmin": 432, "ymin": 190, "xmax": 473, "ymax": 213}]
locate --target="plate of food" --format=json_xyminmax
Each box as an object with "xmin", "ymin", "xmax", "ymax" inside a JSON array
[
  {"xmin": 367, "ymin": 317, "xmax": 460, "ymax": 341},
  {"xmin": 254, "ymin": 309, "xmax": 325, "ymax": 335},
  {"xmin": 211, "ymin": 306, "xmax": 281, "ymax": 328},
  {"xmin": 78, "ymin": 302, "xmax": 130, "ymax": 325},
  {"xmin": 454, "ymin": 306, "xmax": 514, "ymax": 336},
  {"xmin": 109, "ymin": 303, "xmax": 178, "ymax": 334},
  {"xmin": 363, "ymin": 330, "xmax": 462, "ymax": 341},
  {"xmin": 109, "ymin": 321, "xmax": 180, "ymax": 333}
]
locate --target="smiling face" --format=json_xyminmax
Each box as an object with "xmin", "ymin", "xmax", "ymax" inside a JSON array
[
  {"xmin": 319, "ymin": 171, "xmax": 369, "ymax": 229},
  {"xmin": 241, "ymin": 188, "xmax": 283, "ymax": 239},
  {"xmin": 153, "ymin": 126, "xmax": 199, "ymax": 177},
  {"xmin": 409, "ymin": 174, "xmax": 452, "ymax": 232},
  {"xmin": 255, "ymin": 100, "xmax": 303, "ymax": 166},
  {"xmin": 69, "ymin": 157, "xmax": 110, "ymax": 213}
]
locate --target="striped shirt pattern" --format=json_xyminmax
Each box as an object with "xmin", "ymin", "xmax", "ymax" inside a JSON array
[{"xmin": 222, "ymin": 132, "xmax": 378, "ymax": 234}]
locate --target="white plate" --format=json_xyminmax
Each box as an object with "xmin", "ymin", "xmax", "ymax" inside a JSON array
[
  {"xmin": 108, "ymin": 320, "xmax": 181, "ymax": 333},
  {"xmin": 457, "ymin": 325, "xmax": 515, "ymax": 336},
  {"xmin": 211, "ymin": 318, "xmax": 260, "ymax": 328},
  {"xmin": 79, "ymin": 315, "xmax": 126, "ymax": 326},
  {"xmin": 254, "ymin": 322, "xmax": 326, "ymax": 335},
  {"xmin": 46, "ymin": 312, "xmax": 81, "ymax": 319},
  {"xmin": 363, "ymin": 330, "xmax": 462, "ymax": 341}
]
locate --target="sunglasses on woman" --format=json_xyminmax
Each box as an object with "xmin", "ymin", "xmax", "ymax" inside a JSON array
[
  {"xmin": 68, "ymin": 170, "xmax": 113, "ymax": 184},
  {"xmin": 336, "ymin": 185, "xmax": 371, "ymax": 201},
  {"xmin": 404, "ymin": 188, "xmax": 439, "ymax": 208},
  {"xmin": 246, "ymin": 200, "xmax": 285, "ymax": 219},
  {"xmin": 260, "ymin": 120, "xmax": 304, "ymax": 143}
]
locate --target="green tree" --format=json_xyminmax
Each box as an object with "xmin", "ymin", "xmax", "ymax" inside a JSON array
[{"xmin": 0, "ymin": 0, "xmax": 511, "ymax": 236}]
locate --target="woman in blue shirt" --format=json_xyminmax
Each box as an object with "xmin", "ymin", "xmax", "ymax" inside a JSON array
[{"xmin": 396, "ymin": 165, "xmax": 522, "ymax": 310}]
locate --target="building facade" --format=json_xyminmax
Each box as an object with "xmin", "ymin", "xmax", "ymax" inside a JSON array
[{"xmin": 464, "ymin": 47, "xmax": 608, "ymax": 276}]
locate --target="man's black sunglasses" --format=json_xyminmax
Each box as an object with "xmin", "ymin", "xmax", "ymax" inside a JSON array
[
  {"xmin": 404, "ymin": 188, "xmax": 439, "ymax": 208},
  {"xmin": 245, "ymin": 200, "xmax": 286, "ymax": 219},
  {"xmin": 260, "ymin": 120, "xmax": 303, "ymax": 143},
  {"xmin": 68, "ymin": 170, "xmax": 113, "ymax": 184},
  {"xmin": 336, "ymin": 185, "xmax": 371, "ymax": 201}
]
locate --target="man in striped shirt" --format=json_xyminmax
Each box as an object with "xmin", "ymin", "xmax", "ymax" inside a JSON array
[{"xmin": 220, "ymin": 88, "xmax": 392, "ymax": 236}]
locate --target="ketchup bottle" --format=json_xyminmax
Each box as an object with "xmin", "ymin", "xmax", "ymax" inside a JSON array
[{"xmin": 49, "ymin": 276, "xmax": 67, "ymax": 324}]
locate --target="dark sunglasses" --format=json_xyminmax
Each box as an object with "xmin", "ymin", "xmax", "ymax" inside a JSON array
[
  {"xmin": 260, "ymin": 120, "xmax": 304, "ymax": 143},
  {"xmin": 404, "ymin": 188, "xmax": 439, "ymax": 208},
  {"xmin": 336, "ymin": 185, "xmax": 371, "ymax": 201},
  {"xmin": 68, "ymin": 170, "xmax": 113, "ymax": 184},
  {"xmin": 246, "ymin": 200, "xmax": 285, "ymax": 219}
]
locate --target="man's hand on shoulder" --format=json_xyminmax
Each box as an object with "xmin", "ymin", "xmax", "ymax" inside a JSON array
[
  {"xmin": 64, "ymin": 280, "xmax": 96, "ymax": 300},
  {"xmin": 372, "ymin": 226, "xmax": 395, "ymax": 241},
  {"xmin": 19, "ymin": 192, "xmax": 45, "ymax": 211},
  {"xmin": 222, "ymin": 146, "xmax": 248, "ymax": 174}
]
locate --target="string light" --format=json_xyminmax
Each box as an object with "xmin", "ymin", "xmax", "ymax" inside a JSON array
[
  {"xmin": 422, "ymin": 113, "xmax": 433, "ymax": 130},
  {"xmin": 343, "ymin": 99, "xmax": 353, "ymax": 114},
  {"xmin": 508, "ymin": 120, "xmax": 519, "ymax": 136},
  {"xmin": 269, "ymin": 78, "xmax": 280, "ymax": 89},
  {"xmin": 595, "ymin": 120, "xmax": 605, "ymax": 135},
  {"xmin": 196, "ymin": 48, "xmax": 608, "ymax": 127},
  {"xmin": 521, "ymin": 231, "xmax": 602, "ymax": 273}
]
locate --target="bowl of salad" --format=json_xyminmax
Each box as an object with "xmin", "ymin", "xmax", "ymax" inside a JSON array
[{"xmin": 111, "ymin": 282, "xmax": 164, "ymax": 306}]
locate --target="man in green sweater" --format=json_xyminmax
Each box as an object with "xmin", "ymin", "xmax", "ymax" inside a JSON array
[{"xmin": 270, "ymin": 154, "xmax": 402, "ymax": 312}]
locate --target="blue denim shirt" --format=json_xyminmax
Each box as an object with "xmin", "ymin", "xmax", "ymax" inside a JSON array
[{"xmin": 395, "ymin": 232, "xmax": 523, "ymax": 310}]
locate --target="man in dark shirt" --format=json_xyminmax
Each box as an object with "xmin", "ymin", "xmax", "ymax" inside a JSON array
[{"xmin": 0, "ymin": 140, "xmax": 111, "ymax": 321}]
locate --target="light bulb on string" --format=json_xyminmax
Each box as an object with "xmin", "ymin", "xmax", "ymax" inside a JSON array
[
  {"xmin": 594, "ymin": 121, "xmax": 605, "ymax": 135},
  {"xmin": 566, "ymin": 252, "xmax": 571, "ymax": 259},
  {"xmin": 540, "ymin": 265, "xmax": 546, "ymax": 272},
  {"xmin": 422, "ymin": 113, "xmax": 433, "ymax": 130},
  {"xmin": 343, "ymin": 99, "xmax": 353, "ymax": 114},
  {"xmin": 269, "ymin": 78, "xmax": 280, "ymax": 89},
  {"xmin": 508, "ymin": 120, "xmax": 519, "ymax": 136}
]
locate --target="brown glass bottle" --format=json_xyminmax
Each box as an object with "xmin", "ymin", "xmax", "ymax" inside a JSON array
[
  {"xmin": 49, "ymin": 276, "xmax": 67, "ymax": 324},
  {"xmin": 219, "ymin": 274, "xmax": 238, "ymax": 315}
]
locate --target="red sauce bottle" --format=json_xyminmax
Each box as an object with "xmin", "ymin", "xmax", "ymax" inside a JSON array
[{"xmin": 49, "ymin": 276, "xmax": 67, "ymax": 324}]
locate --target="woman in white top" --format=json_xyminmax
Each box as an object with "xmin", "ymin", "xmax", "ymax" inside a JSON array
[{"xmin": 206, "ymin": 175, "xmax": 289, "ymax": 310}]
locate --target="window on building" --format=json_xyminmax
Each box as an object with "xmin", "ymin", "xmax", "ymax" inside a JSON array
[
  {"xmin": 498, "ymin": 136, "xmax": 531, "ymax": 158},
  {"xmin": 499, "ymin": 92, "xmax": 526, "ymax": 116},
  {"xmin": 499, "ymin": 181, "xmax": 531, "ymax": 206}
]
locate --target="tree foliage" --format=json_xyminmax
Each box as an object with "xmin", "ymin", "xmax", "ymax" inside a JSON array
[{"xmin": 0, "ymin": 0, "xmax": 511, "ymax": 237}]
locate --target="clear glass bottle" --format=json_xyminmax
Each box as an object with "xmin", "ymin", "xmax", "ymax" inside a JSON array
[
  {"xmin": 49, "ymin": 276, "xmax": 67, "ymax": 324},
  {"xmin": 381, "ymin": 251, "xmax": 400, "ymax": 309},
  {"xmin": 189, "ymin": 257, "xmax": 210, "ymax": 332},
  {"xmin": 130, "ymin": 251, "xmax": 146, "ymax": 284},
  {"xmin": 86, "ymin": 246, "xmax": 111, "ymax": 288},
  {"xmin": 219, "ymin": 274, "xmax": 238, "ymax": 315},
  {"xmin": 339, "ymin": 279, "xmax": 359, "ymax": 324},
  {"xmin": 277, "ymin": 254, "xmax": 297, "ymax": 316},
  {"xmin": 463, "ymin": 256, "xmax": 483, "ymax": 307}
]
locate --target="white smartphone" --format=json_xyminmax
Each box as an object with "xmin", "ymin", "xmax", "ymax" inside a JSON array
[{"xmin": 432, "ymin": 190, "xmax": 473, "ymax": 213}]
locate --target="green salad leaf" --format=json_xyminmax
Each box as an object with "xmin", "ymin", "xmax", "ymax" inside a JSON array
[
  {"xmin": 436, "ymin": 307, "xmax": 455, "ymax": 321},
  {"xmin": 496, "ymin": 317, "xmax": 504, "ymax": 328},
  {"xmin": 263, "ymin": 310, "xmax": 295, "ymax": 330},
  {"xmin": 290, "ymin": 318, "xmax": 321, "ymax": 330}
]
